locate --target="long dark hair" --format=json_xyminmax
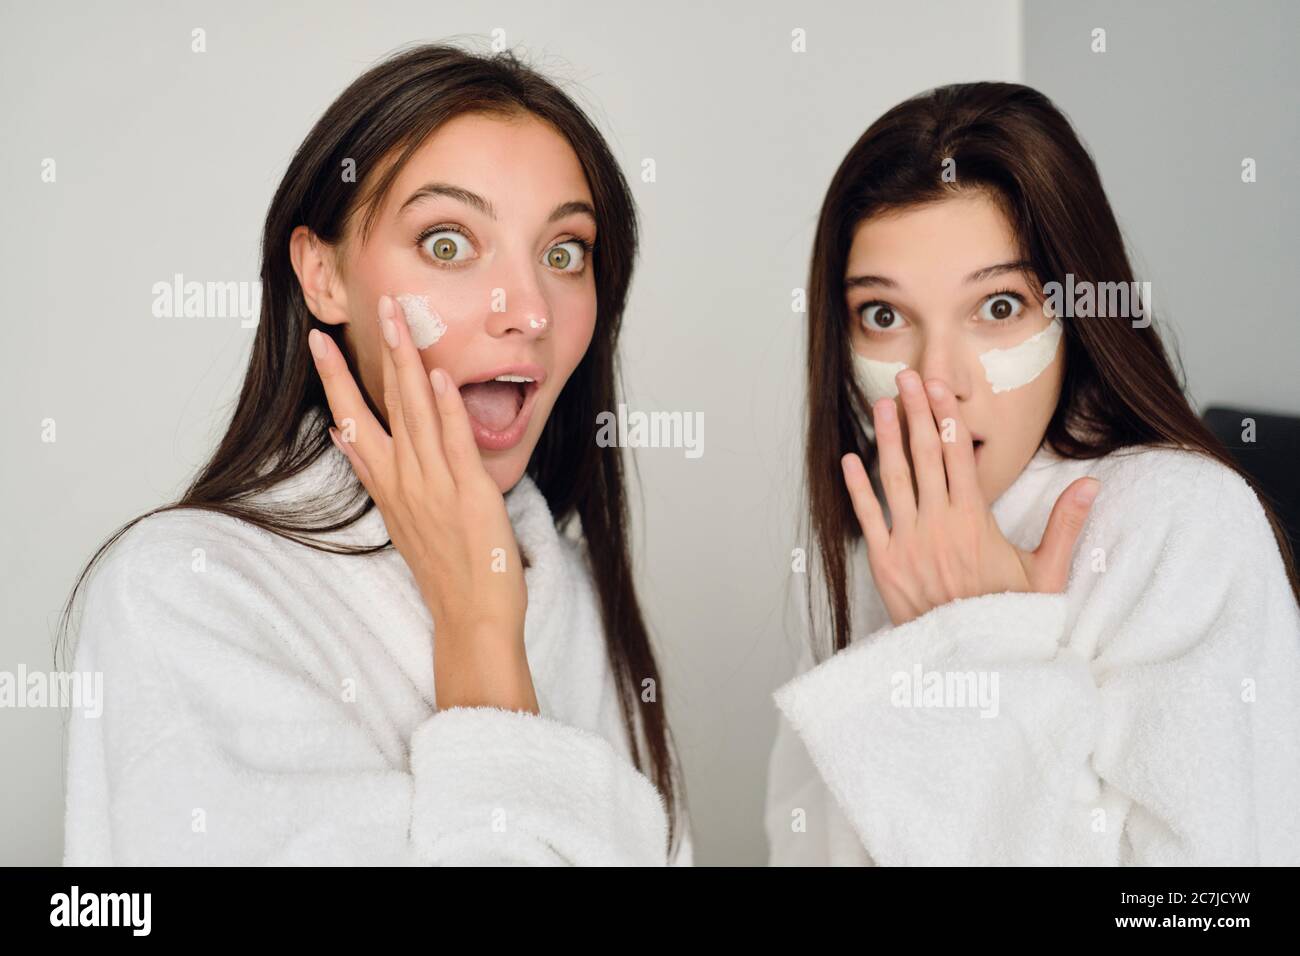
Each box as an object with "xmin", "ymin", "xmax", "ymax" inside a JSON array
[
  {"xmin": 804, "ymin": 81, "xmax": 1300, "ymax": 659},
  {"xmin": 56, "ymin": 42, "xmax": 684, "ymax": 854}
]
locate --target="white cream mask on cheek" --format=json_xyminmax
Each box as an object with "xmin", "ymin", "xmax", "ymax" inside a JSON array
[
  {"xmin": 849, "ymin": 317, "xmax": 1062, "ymax": 439},
  {"xmin": 851, "ymin": 352, "xmax": 908, "ymax": 441},
  {"xmin": 852, "ymin": 352, "xmax": 909, "ymax": 405},
  {"xmin": 978, "ymin": 317, "xmax": 1063, "ymax": 394},
  {"xmin": 393, "ymin": 293, "xmax": 448, "ymax": 349}
]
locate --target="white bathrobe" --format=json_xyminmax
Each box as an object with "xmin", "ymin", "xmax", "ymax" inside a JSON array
[
  {"xmin": 766, "ymin": 441, "xmax": 1300, "ymax": 866},
  {"xmin": 63, "ymin": 411, "xmax": 690, "ymax": 866}
]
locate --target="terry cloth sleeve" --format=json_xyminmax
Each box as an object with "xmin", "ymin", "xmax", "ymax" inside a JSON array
[
  {"xmin": 771, "ymin": 458, "xmax": 1300, "ymax": 865},
  {"xmin": 765, "ymin": 677, "xmax": 873, "ymax": 866},
  {"xmin": 64, "ymin": 525, "xmax": 670, "ymax": 866},
  {"xmin": 407, "ymin": 706, "xmax": 671, "ymax": 865}
]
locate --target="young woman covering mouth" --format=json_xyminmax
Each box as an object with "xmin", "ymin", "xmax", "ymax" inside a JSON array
[{"xmin": 766, "ymin": 82, "xmax": 1300, "ymax": 867}]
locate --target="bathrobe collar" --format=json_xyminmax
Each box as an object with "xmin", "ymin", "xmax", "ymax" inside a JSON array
[{"xmin": 253, "ymin": 408, "xmax": 578, "ymax": 708}]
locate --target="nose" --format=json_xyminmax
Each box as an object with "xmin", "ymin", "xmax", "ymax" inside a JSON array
[
  {"xmin": 913, "ymin": 331, "xmax": 973, "ymax": 402},
  {"xmin": 484, "ymin": 257, "xmax": 552, "ymax": 341}
]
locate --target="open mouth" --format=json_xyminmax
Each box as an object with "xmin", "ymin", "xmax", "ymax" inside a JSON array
[{"xmin": 458, "ymin": 369, "xmax": 544, "ymax": 451}]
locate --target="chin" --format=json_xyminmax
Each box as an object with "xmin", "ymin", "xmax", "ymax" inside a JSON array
[{"xmin": 480, "ymin": 451, "xmax": 529, "ymax": 494}]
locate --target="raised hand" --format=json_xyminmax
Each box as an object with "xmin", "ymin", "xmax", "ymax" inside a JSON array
[
  {"xmin": 308, "ymin": 294, "xmax": 536, "ymax": 713},
  {"xmin": 841, "ymin": 369, "xmax": 1099, "ymax": 627}
]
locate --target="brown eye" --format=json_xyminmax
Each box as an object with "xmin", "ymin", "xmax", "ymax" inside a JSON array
[
  {"xmin": 979, "ymin": 293, "xmax": 1024, "ymax": 322},
  {"xmin": 860, "ymin": 303, "xmax": 899, "ymax": 332}
]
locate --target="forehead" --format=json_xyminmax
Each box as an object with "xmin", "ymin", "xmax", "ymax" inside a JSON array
[
  {"xmin": 385, "ymin": 111, "xmax": 593, "ymax": 215},
  {"xmin": 845, "ymin": 191, "xmax": 1020, "ymax": 286}
]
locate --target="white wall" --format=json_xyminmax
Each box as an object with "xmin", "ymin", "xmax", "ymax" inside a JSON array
[
  {"xmin": 0, "ymin": 0, "xmax": 1022, "ymax": 865},
  {"xmin": 1023, "ymin": 0, "xmax": 1300, "ymax": 416}
]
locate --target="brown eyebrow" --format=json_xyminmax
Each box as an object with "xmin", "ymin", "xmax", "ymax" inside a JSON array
[
  {"xmin": 545, "ymin": 199, "xmax": 598, "ymax": 225},
  {"xmin": 965, "ymin": 259, "xmax": 1033, "ymax": 284},
  {"xmin": 844, "ymin": 259, "xmax": 1033, "ymax": 290},
  {"xmin": 398, "ymin": 182, "xmax": 596, "ymax": 226}
]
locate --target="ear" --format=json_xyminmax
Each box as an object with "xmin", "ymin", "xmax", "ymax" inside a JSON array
[{"xmin": 289, "ymin": 225, "xmax": 350, "ymax": 326}]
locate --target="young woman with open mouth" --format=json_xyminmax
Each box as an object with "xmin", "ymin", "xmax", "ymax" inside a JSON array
[
  {"xmin": 59, "ymin": 44, "xmax": 689, "ymax": 865},
  {"xmin": 765, "ymin": 82, "xmax": 1300, "ymax": 866}
]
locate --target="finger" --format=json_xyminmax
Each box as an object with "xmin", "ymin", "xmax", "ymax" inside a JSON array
[
  {"xmin": 1030, "ymin": 477, "xmax": 1100, "ymax": 591},
  {"xmin": 380, "ymin": 294, "xmax": 450, "ymax": 484},
  {"xmin": 329, "ymin": 425, "xmax": 377, "ymax": 497},
  {"xmin": 871, "ymin": 396, "xmax": 916, "ymax": 528},
  {"xmin": 841, "ymin": 452, "xmax": 890, "ymax": 554},
  {"xmin": 308, "ymin": 327, "xmax": 393, "ymax": 490},
  {"xmin": 895, "ymin": 369, "xmax": 949, "ymax": 512},
  {"xmin": 376, "ymin": 296, "xmax": 424, "ymax": 481},
  {"xmin": 429, "ymin": 368, "xmax": 485, "ymax": 488},
  {"xmin": 922, "ymin": 378, "xmax": 981, "ymax": 509}
]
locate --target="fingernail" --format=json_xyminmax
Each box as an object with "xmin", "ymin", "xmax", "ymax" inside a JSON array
[
  {"xmin": 431, "ymin": 368, "xmax": 447, "ymax": 395},
  {"xmin": 1075, "ymin": 480, "xmax": 1099, "ymax": 505},
  {"xmin": 378, "ymin": 295, "xmax": 394, "ymax": 321},
  {"xmin": 898, "ymin": 373, "xmax": 920, "ymax": 394},
  {"xmin": 874, "ymin": 399, "xmax": 895, "ymax": 421},
  {"xmin": 924, "ymin": 380, "xmax": 945, "ymax": 400},
  {"xmin": 381, "ymin": 316, "xmax": 399, "ymax": 349},
  {"xmin": 308, "ymin": 329, "xmax": 326, "ymax": 361}
]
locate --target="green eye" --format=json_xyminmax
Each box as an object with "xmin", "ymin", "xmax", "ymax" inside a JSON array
[
  {"xmin": 546, "ymin": 239, "xmax": 587, "ymax": 272},
  {"xmin": 419, "ymin": 228, "xmax": 474, "ymax": 264}
]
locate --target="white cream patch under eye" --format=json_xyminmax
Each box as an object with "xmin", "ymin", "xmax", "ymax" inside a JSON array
[
  {"xmin": 977, "ymin": 317, "xmax": 1062, "ymax": 394},
  {"xmin": 394, "ymin": 293, "xmax": 447, "ymax": 349},
  {"xmin": 851, "ymin": 352, "xmax": 907, "ymax": 441},
  {"xmin": 852, "ymin": 352, "xmax": 909, "ymax": 405},
  {"xmin": 849, "ymin": 316, "xmax": 1062, "ymax": 438}
]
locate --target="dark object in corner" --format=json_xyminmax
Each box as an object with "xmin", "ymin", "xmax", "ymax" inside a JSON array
[{"xmin": 1202, "ymin": 406, "xmax": 1300, "ymax": 564}]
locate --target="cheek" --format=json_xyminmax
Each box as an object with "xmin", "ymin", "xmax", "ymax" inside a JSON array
[
  {"xmin": 394, "ymin": 293, "xmax": 447, "ymax": 349},
  {"xmin": 410, "ymin": 316, "xmax": 475, "ymax": 377},
  {"xmin": 536, "ymin": 278, "xmax": 597, "ymax": 384},
  {"xmin": 389, "ymin": 284, "xmax": 493, "ymax": 374},
  {"xmin": 555, "ymin": 300, "xmax": 597, "ymax": 375},
  {"xmin": 986, "ymin": 334, "xmax": 1064, "ymax": 424},
  {"xmin": 853, "ymin": 352, "xmax": 908, "ymax": 405},
  {"xmin": 977, "ymin": 352, "xmax": 1063, "ymax": 499},
  {"xmin": 342, "ymin": 315, "xmax": 384, "ymax": 410},
  {"xmin": 977, "ymin": 317, "xmax": 1063, "ymax": 395}
]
